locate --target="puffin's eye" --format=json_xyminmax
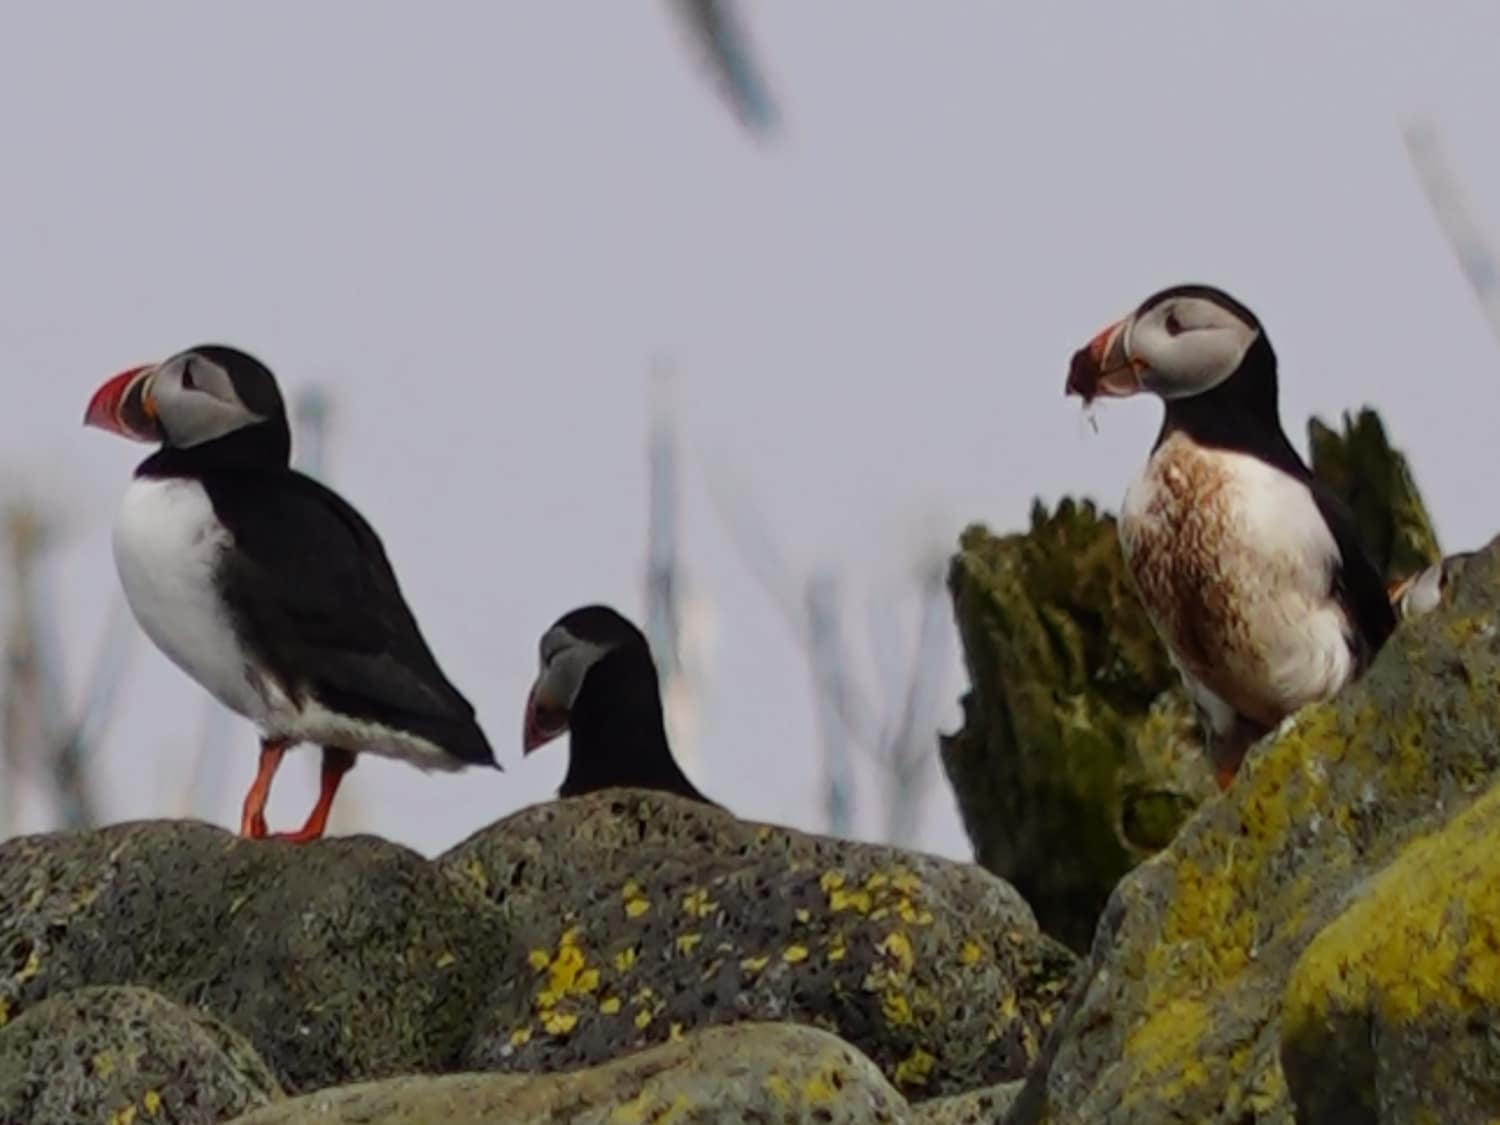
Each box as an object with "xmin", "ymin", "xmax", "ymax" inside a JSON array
[
  {"xmin": 1164, "ymin": 309, "xmax": 1184, "ymax": 336},
  {"xmin": 181, "ymin": 361, "xmax": 198, "ymax": 391}
]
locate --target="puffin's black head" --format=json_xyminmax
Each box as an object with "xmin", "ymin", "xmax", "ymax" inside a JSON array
[
  {"xmin": 1065, "ymin": 284, "xmax": 1275, "ymax": 408},
  {"xmin": 84, "ymin": 345, "xmax": 290, "ymax": 462},
  {"xmin": 522, "ymin": 604, "xmax": 655, "ymax": 754}
]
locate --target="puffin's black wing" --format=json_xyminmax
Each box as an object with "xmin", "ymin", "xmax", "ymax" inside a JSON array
[
  {"xmin": 1255, "ymin": 429, "xmax": 1398, "ymax": 665},
  {"xmin": 207, "ymin": 469, "xmax": 495, "ymax": 765},
  {"xmin": 1308, "ymin": 481, "xmax": 1398, "ymax": 664}
]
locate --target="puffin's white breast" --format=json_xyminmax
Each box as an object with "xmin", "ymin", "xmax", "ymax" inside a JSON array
[
  {"xmin": 113, "ymin": 476, "xmax": 280, "ymax": 724},
  {"xmin": 1119, "ymin": 433, "xmax": 1354, "ymax": 727}
]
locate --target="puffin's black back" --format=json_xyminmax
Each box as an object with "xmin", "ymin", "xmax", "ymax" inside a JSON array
[
  {"xmin": 558, "ymin": 612, "xmax": 715, "ymax": 805},
  {"xmin": 209, "ymin": 468, "xmax": 495, "ymax": 765},
  {"xmin": 1149, "ymin": 305, "xmax": 1397, "ymax": 666}
]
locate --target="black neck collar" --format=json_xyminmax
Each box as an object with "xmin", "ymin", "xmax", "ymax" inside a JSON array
[{"xmin": 136, "ymin": 420, "xmax": 292, "ymax": 478}]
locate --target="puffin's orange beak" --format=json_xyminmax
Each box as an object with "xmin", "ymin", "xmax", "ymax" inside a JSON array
[
  {"xmin": 84, "ymin": 365, "xmax": 162, "ymax": 442},
  {"xmin": 1065, "ymin": 318, "xmax": 1146, "ymax": 404}
]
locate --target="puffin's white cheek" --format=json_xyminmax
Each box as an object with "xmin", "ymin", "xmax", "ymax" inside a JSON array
[{"xmin": 1151, "ymin": 336, "xmax": 1242, "ymax": 397}]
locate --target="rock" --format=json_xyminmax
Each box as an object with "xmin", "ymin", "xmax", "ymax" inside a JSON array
[
  {"xmin": 1281, "ymin": 777, "xmax": 1500, "ymax": 1123},
  {"xmin": 224, "ymin": 1022, "xmax": 911, "ymax": 1124},
  {"xmin": 0, "ymin": 820, "xmax": 509, "ymax": 1094},
  {"xmin": 0, "ymin": 985, "xmax": 281, "ymax": 1125},
  {"xmin": 942, "ymin": 409, "xmax": 1441, "ymax": 952},
  {"xmin": 942, "ymin": 499, "xmax": 1214, "ymax": 953},
  {"xmin": 912, "ymin": 1080, "xmax": 1023, "ymax": 1124},
  {"xmin": 1004, "ymin": 534, "xmax": 1500, "ymax": 1123},
  {"xmin": 441, "ymin": 789, "xmax": 1077, "ymax": 1100}
]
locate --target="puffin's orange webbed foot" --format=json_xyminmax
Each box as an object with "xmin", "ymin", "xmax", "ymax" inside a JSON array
[{"xmin": 269, "ymin": 747, "xmax": 356, "ymax": 844}]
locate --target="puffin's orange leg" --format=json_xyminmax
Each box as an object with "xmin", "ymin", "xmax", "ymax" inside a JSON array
[
  {"xmin": 240, "ymin": 738, "xmax": 289, "ymax": 839},
  {"xmin": 270, "ymin": 747, "xmax": 356, "ymax": 844},
  {"xmin": 1209, "ymin": 722, "xmax": 1259, "ymax": 792}
]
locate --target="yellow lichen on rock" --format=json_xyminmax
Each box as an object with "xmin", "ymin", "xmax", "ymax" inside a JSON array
[
  {"xmin": 1004, "ymin": 537, "xmax": 1500, "ymax": 1124},
  {"xmin": 1281, "ymin": 777, "xmax": 1500, "ymax": 1119},
  {"xmin": 533, "ymin": 928, "xmax": 601, "ymax": 1012}
]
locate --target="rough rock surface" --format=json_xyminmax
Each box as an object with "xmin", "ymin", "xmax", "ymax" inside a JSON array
[
  {"xmin": 226, "ymin": 1022, "xmax": 913, "ymax": 1125},
  {"xmin": 442, "ymin": 789, "xmax": 1077, "ymax": 1100},
  {"xmin": 0, "ymin": 794, "xmax": 1071, "ymax": 1112},
  {"xmin": 0, "ymin": 985, "xmax": 281, "ymax": 1125},
  {"xmin": 0, "ymin": 821, "xmax": 509, "ymax": 1094},
  {"xmin": 943, "ymin": 408, "xmax": 1440, "ymax": 951},
  {"xmin": 1281, "ymin": 777, "xmax": 1500, "ymax": 1123},
  {"xmin": 942, "ymin": 498, "xmax": 1214, "ymax": 953},
  {"xmin": 1004, "ymin": 534, "xmax": 1500, "ymax": 1123}
]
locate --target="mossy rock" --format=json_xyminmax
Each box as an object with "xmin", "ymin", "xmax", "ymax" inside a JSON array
[
  {"xmin": 0, "ymin": 821, "xmax": 511, "ymax": 1093},
  {"xmin": 441, "ymin": 789, "xmax": 1077, "ymax": 1101},
  {"xmin": 1281, "ymin": 778, "xmax": 1500, "ymax": 1123},
  {"xmin": 0, "ymin": 985, "xmax": 281, "ymax": 1125},
  {"xmin": 942, "ymin": 408, "xmax": 1440, "ymax": 953},
  {"xmin": 224, "ymin": 1022, "xmax": 911, "ymax": 1125},
  {"xmin": 1003, "ymin": 534, "xmax": 1500, "ymax": 1124}
]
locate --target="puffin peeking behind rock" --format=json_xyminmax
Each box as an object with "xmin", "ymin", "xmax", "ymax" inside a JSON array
[
  {"xmin": 523, "ymin": 604, "xmax": 716, "ymax": 805},
  {"xmin": 1065, "ymin": 284, "xmax": 1396, "ymax": 789},
  {"xmin": 1389, "ymin": 552, "xmax": 1474, "ymax": 621},
  {"xmin": 84, "ymin": 346, "xmax": 497, "ymax": 842}
]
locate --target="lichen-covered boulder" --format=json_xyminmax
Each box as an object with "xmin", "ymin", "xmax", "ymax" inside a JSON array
[
  {"xmin": 942, "ymin": 499, "xmax": 1213, "ymax": 953},
  {"xmin": 224, "ymin": 1022, "xmax": 912, "ymax": 1125},
  {"xmin": 943, "ymin": 408, "xmax": 1440, "ymax": 952},
  {"xmin": 0, "ymin": 821, "xmax": 510, "ymax": 1094},
  {"xmin": 441, "ymin": 790, "xmax": 1077, "ymax": 1101},
  {"xmin": 1003, "ymin": 534, "xmax": 1500, "ymax": 1124},
  {"xmin": 1280, "ymin": 779, "xmax": 1500, "ymax": 1123},
  {"xmin": 0, "ymin": 985, "xmax": 281, "ymax": 1125}
]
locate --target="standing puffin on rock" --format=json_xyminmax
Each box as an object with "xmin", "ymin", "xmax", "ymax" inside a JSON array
[
  {"xmin": 1065, "ymin": 284, "xmax": 1396, "ymax": 789},
  {"xmin": 84, "ymin": 345, "xmax": 497, "ymax": 842},
  {"xmin": 523, "ymin": 604, "xmax": 716, "ymax": 805}
]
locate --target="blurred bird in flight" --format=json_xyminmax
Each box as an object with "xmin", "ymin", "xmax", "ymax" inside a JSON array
[{"xmin": 669, "ymin": 0, "xmax": 779, "ymax": 137}]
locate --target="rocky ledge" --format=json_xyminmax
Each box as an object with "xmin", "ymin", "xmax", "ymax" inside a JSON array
[{"xmin": 0, "ymin": 790, "xmax": 1072, "ymax": 1124}]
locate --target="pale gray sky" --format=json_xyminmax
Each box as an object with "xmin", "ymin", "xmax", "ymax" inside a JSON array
[{"xmin": 3, "ymin": 3, "xmax": 1498, "ymax": 858}]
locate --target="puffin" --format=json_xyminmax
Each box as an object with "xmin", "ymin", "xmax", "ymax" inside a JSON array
[
  {"xmin": 84, "ymin": 345, "xmax": 497, "ymax": 842},
  {"xmin": 1065, "ymin": 284, "xmax": 1396, "ymax": 789},
  {"xmin": 1389, "ymin": 552, "xmax": 1473, "ymax": 621},
  {"xmin": 522, "ymin": 604, "xmax": 716, "ymax": 804}
]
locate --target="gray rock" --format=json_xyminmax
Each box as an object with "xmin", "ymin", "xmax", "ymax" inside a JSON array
[
  {"xmin": 0, "ymin": 985, "xmax": 280, "ymax": 1125},
  {"xmin": 442, "ymin": 789, "xmax": 1076, "ymax": 1100},
  {"xmin": 224, "ymin": 1021, "xmax": 911, "ymax": 1125},
  {"xmin": 0, "ymin": 820, "xmax": 509, "ymax": 1094},
  {"xmin": 913, "ymin": 1080, "xmax": 1023, "ymax": 1124},
  {"xmin": 1005, "ymin": 536, "xmax": 1500, "ymax": 1123}
]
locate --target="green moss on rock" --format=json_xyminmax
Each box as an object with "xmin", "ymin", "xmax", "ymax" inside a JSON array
[
  {"xmin": 0, "ymin": 985, "xmax": 281, "ymax": 1125},
  {"xmin": 942, "ymin": 409, "xmax": 1441, "ymax": 953},
  {"xmin": 1307, "ymin": 407, "xmax": 1441, "ymax": 580},
  {"xmin": 942, "ymin": 499, "xmax": 1212, "ymax": 953},
  {"xmin": 1004, "ymin": 535, "xmax": 1500, "ymax": 1124},
  {"xmin": 440, "ymin": 790, "xmax": 1077, "ymax": 1100}
]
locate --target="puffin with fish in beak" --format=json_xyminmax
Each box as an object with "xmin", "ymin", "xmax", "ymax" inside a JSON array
[{"xmin": 1065, "ymin": 284, "xmax": 1396, "ymax": 788}]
